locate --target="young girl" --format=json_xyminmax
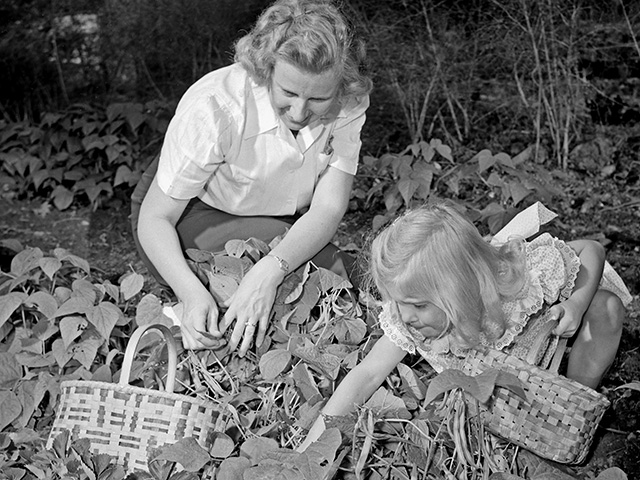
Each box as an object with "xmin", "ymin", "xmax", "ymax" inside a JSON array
[{"xmin": 298, "ymin": 201, "xmax": 630, "ymax": 451}]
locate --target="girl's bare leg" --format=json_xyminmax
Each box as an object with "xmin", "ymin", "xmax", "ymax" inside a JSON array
[{"xmin": 567, "ymin": 289, "xmax": 625, "ymax": 389}]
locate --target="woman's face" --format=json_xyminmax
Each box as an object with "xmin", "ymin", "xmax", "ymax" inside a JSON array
[
  {"xmin": 393, "ymin": 294, "xmax": 448, "ymax": 340},
  {"xmin": 269, "ymin": 59, "xmax": 340, "ymax": 131}
]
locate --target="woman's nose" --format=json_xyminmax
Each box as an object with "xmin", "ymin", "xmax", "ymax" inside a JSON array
[{"xmin": 289, "ymin": 99, "xmax": 308, "ymax": 121}]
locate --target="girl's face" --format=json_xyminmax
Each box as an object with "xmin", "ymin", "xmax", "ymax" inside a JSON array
[
  {"xmin": 269, "ymin": 59, "xmax": 340, "ymax": 131},
  {"xmin": 393, "ymin": 295, "xmax": 448, "ymax": 340}
]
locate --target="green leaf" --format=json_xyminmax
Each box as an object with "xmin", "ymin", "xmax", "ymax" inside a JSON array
[
  {"xmin": 186, "ymin": 248, "xmax": 215, "ymax": 263},
  {"xmin": 302, "ymin": 427, "xmax": 341, "ymax": 476},
  {"xmin": 0, "ymin": 292, "xmax": 26, "ymax": 330},
  {"xmin": 209, "ymin": 432, "xmax": 235, "ymax": 459},
  {"xmin": 87, "ymin": 302, "xmax": 122, "ymax": 340},
  {"xmin": 240, "ymin": 437, "xmax": 279, "ymax": 463},
  {"xmin": 507, "ymin": 180, "xmax": 532, "ymax": 206},
  {"xmin": 291, "ymin": 363, "xmax": 320, "ymax": 401},
  {"xmin": 54, "ymin": 248, "xmax": 91, "ymax": 274},
  {"xmin": 59, "ymin": 316, "xmax": 87, "ymax": 349},
  {"xmin": 425, "ymin": 369, "xmax": 500, "ymax": 405},
  {"xmin": 54, "ymin": 297, "xmax": 93, "ymax": 318},
  {"xmin": 397, "ymin": 178, "xmax": 419, "ymax": 206},
  {"xmin": 25, "ymin": 291, "xmax": 58, "ymax": 318},
  {"xmin": 493, "ymin": 370, "xmax": 526, "ymax": 400},
  {"xmin": 473, "ymin": 149, "xmax": 494, "ymax": 172},
  {"xmin": 364, "ymin": 387, "xmax": 411, "ymax": 419},
  {"xmin": 72, "ymin": 336, "xmax": 103, "ymax": 369},
  {"xmin": 38, "ymin": 257, "xmax": 62, "ymax": 280},
  {"xmin": 10, "ymin": 247, "xmax": 43, "ymax": 276},
  {"xmin": 136, "ymin": 294, "xmax": 170, "ymax": 328},
  {"xmin": 114, "ymin": 165, "xmax": 133, "ymax": 186},
  {"xmin": 615, "ymin": 382, "xmax": 640, "ymax": 393},
  {"xmin": 206, "ymin": 272, "xmax": 238, "ymax": 304},
  {"xmin": 153, "ymin": 437, "xmax": 211, "ymax": 472},
  {"xmin": 430, "ymin": 138, "xmax": 453, "ymax": 161},
  {"xmin": 14, "ymin": 379, "xmax": 46, "ymax": 428},
  {"xmin": 316, "ymin": 268, "xmax": 351, "ymax": 293},
  {"xmin": 52, "ymin": 185, "xmax": 74, "ymax": 210},
  {"xmin": 217, "ymin": 457, "xmax": 252, "ymax": 480},
  {"xmin": 71, "ymin": 278, "xmax": 97, "ymax": 304},
  {"xmin": 120, "ymin": 272, "xmax": 144, "ymax": 301},
  {"xmin": 0, "ymin": 351, "xmax": 23, "ymax": 387},
  {"xmin": 51, "ymin": 338, "xmax": 73, "ymax": 368},
  {"xmin": 396, "ymin": 363, "xmax": 426, "ymax": 400},
  {"xmin": 293, "ymin": 344, "xmax": 341, "ymax": 380},
  {"xmin": 334, "ymin": 317, "xmax": 367, "ymax": 345},
  {"xmin": 259, "ymin": 349, "xmax": 291, "ymax": 380},
  {"xmin": 0, "ymin": 390, "xmax": 22, "ymax": 431}
]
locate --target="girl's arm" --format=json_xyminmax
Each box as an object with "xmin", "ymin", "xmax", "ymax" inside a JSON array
[
  {"xmin": 298, "ymin": 335, "xmax": 407, "ymax": 451},
  {"xmin": 551, "ymin": 239, "xmax": 606, "ymax": 337}
]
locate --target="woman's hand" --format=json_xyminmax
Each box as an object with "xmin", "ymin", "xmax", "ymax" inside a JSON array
[
  {"xmin": 178, "ymin": 283, "xmax": 225, "ymax": 350},
  {"xmin": 218, "ymin": 255, "xmax": 286, "ymax": 356}
]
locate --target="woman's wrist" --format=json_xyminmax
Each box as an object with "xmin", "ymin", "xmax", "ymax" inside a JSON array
[{"xmin": 263, "ymin": 254, "xmax": 289, "ymax": 281}]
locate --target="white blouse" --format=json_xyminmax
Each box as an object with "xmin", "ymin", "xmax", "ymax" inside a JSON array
[{"xmin": 156, "ymin": 63, "xmax": 369, "ymax": 216}]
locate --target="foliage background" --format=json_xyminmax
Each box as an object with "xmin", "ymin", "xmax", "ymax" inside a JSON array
[{"xmin": 1, "ymin": 0, "xmax": 640, "ymax": 479}]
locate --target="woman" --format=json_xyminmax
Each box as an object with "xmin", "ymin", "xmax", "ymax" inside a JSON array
[{"xmin": 131, "ymin": 0, "xmax": 372, "ymax": 357}]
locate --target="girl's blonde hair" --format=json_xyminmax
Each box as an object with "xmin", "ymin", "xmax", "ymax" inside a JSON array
[
  {"xmin": 369, "ymin": 202, "xmax": 527, "ymax": 348},
  {"xmin": 234, "ymin": 0, "xmax": 372, "ymax": 102}
]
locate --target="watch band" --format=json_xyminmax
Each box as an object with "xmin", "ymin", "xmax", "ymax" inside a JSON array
[{"xmin": 267, "ymin": 254, "xmax": 290, "ymax": 274}]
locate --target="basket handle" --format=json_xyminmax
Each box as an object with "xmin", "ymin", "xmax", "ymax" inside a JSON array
[
  {"xmin": 119, "ymin": 323, "xmax": 178, "ymax": 393},
  {"xmin": 524, "ymin": 318, "xmax": 568, "ymax": 372}
]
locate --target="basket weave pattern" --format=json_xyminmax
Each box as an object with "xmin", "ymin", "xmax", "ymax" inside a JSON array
[
  {"xmin": 460, "ymin": 347, "xmax": 609, "ymax": 464},
  {"xmin": 46, "ymin": 324, "xmax": 228, "ymax": 473}
]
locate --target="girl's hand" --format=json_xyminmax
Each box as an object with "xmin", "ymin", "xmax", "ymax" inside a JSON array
[
  {"xmin": 549, "ymin": 300, "xmax": 583, "ymax": 338},
  {"xmin": 219, "ymin": 256, "xmax": 285, "ymax": 357},
  {"xmin": 178, "ymin": 285, "xmax": 224, "ymax": 350}
]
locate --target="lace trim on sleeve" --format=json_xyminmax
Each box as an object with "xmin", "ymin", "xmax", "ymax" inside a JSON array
[{"xmin": 378, "ymin": 302, "xmax": 417, "ymax": 355}]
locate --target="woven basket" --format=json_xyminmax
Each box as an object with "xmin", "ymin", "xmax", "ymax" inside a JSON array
[
  {"xmin": 46, "ymin": 324, "xmax": 228, "ymax": 473},
  {"xmin": 446, "ymin": 314, "xmax": 610, "ymax": 464}
]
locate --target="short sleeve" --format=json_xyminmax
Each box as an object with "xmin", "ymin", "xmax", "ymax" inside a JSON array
[
  {"xmin": 379, "ymin": 302, "xmax": 418, "ymax": 354},
  {"xmin": 325, "ymin": 95, "xmax": 369, "ymax": 176},
  {"xmin": 527, "ymin": 233, "xmax": 580, "ymax": 303},
  {"xmin": 157, "ymin": 90, "xmax": 233, "ymax": 200}
]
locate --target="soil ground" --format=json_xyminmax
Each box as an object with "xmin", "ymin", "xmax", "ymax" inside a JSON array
[{"xmin": 1, "ymin": 167, "xmax": 639, "ymax": 478}]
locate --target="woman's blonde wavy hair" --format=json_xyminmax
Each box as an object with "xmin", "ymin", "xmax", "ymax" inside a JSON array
[
  {"xmin": 369, "ymin": 201, "xmax": 527, "ymax": 348},
  {"xmin": 234, "ymin": 0, "xmax": 372, "ymax": 102}
]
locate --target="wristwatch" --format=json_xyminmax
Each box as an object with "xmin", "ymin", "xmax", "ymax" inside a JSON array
[{"xmin": 267, "ymin": 254, "xmax": 290, "ymax": 274}]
